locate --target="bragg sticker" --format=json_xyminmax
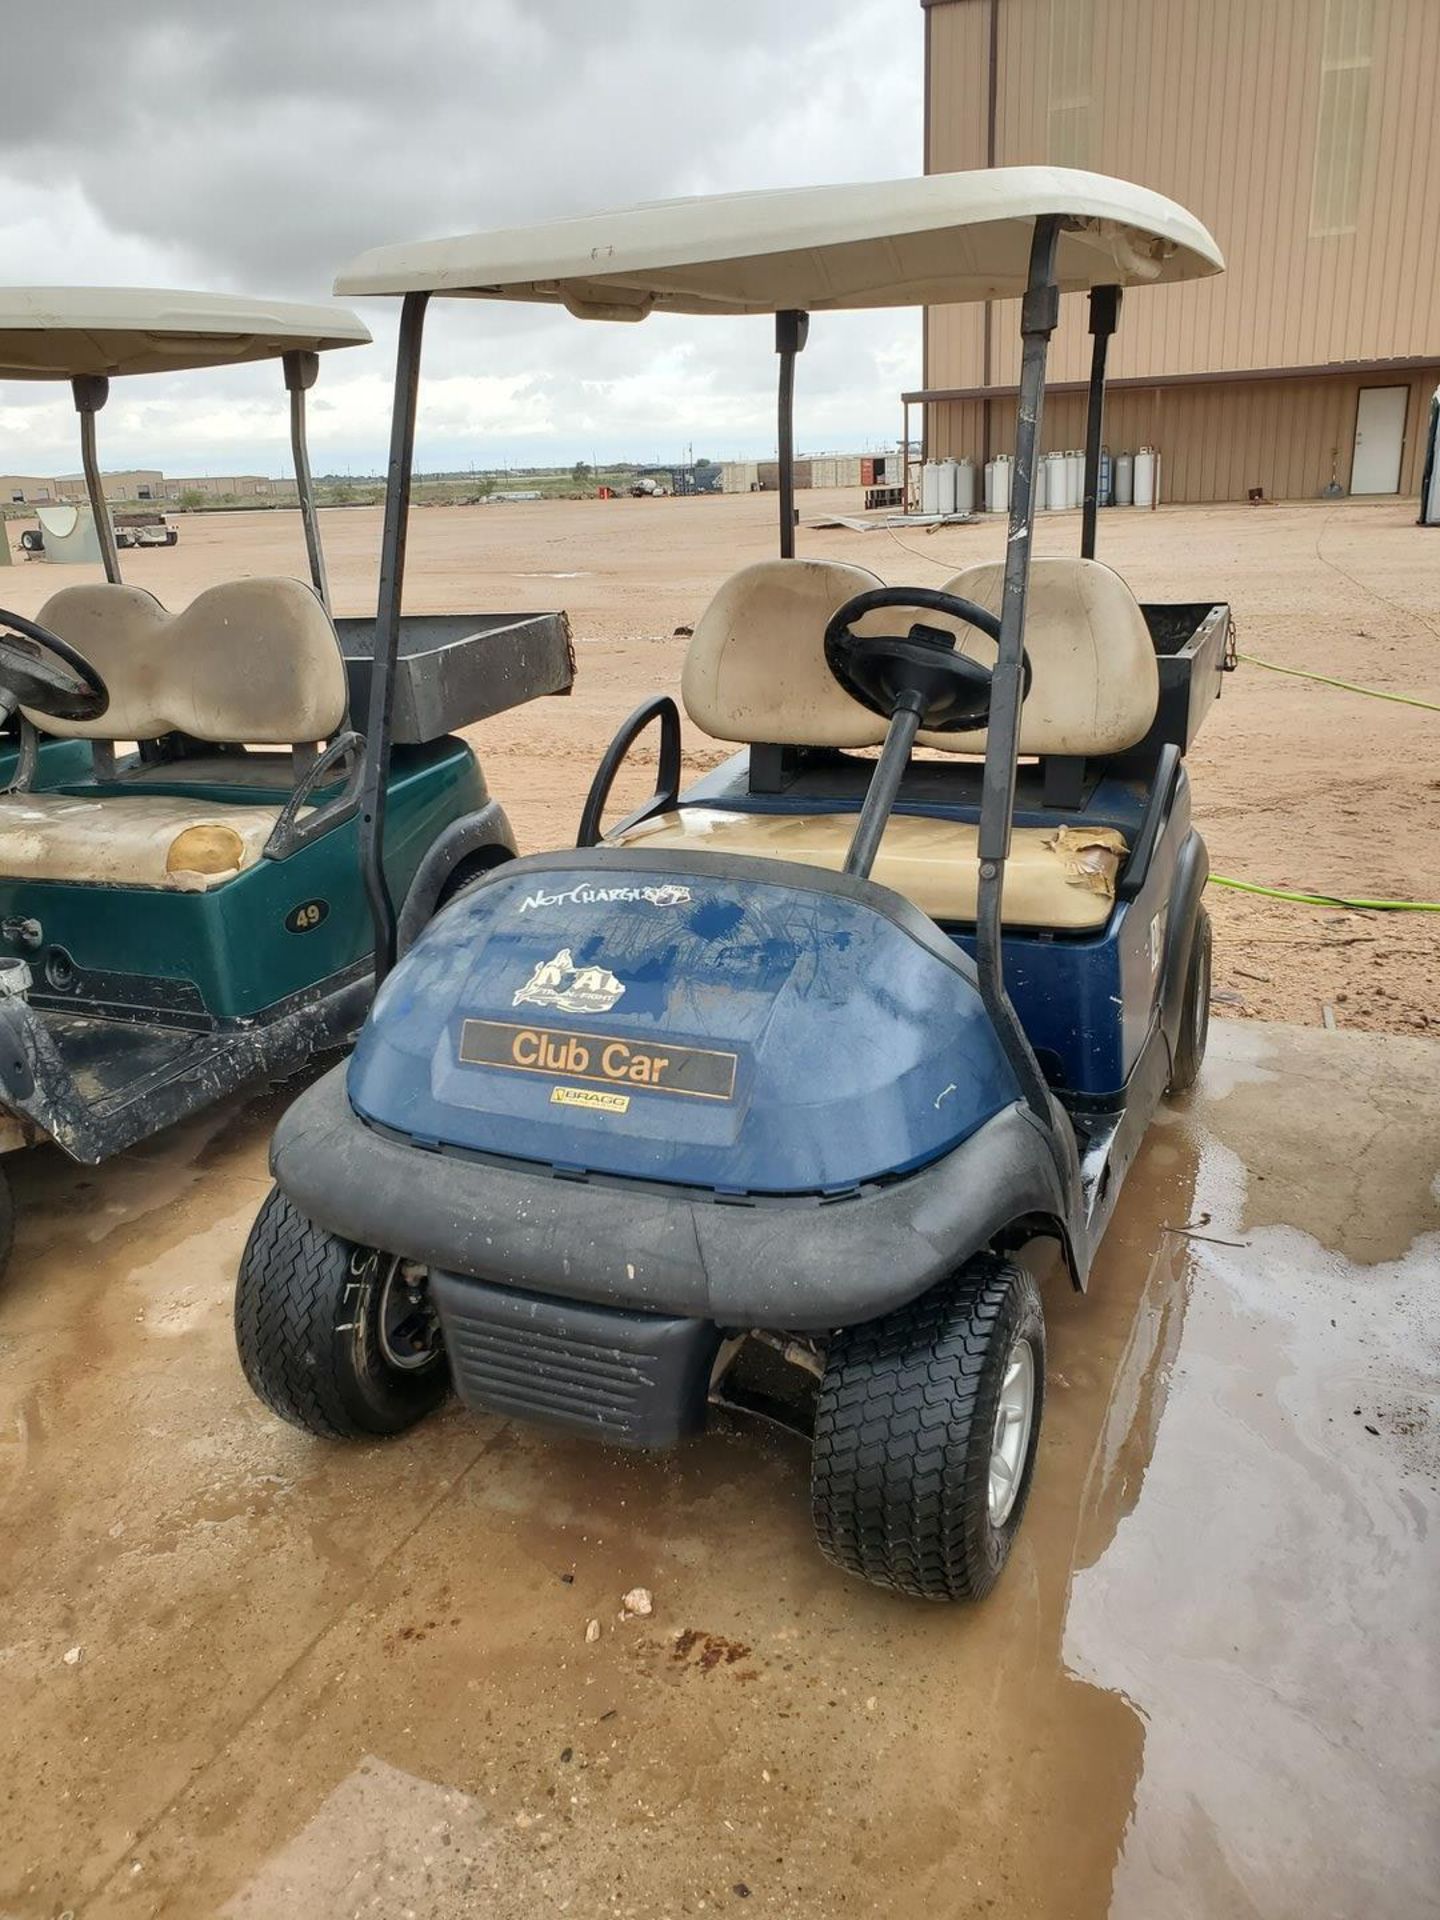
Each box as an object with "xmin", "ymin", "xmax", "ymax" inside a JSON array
[
  {"xmin": 551, "ymin": 1085, "xmax": 630, "ymax": 1114},
  {"xmin": 459, "ymin": 1018, "xmax": 737, "ymax": 1101}
]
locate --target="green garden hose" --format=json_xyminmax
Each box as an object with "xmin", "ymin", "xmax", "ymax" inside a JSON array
[
  {"xmin": 1208, "ymin": 875, "xmax": 1440, "ymax": 912},
  {"xmin": 1236, "ymin": 653, "xmax": 1440, "ymax": 712}
]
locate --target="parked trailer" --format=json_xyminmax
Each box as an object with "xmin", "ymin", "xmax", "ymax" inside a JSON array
[{"xmin": 114, "ymin": 510, "xmax": 177, "ymax": 549}]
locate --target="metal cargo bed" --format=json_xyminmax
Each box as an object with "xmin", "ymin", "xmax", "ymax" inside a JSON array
[{"xmin": 335, "ymin": 611, "xmax": 575, "ymax": 744}]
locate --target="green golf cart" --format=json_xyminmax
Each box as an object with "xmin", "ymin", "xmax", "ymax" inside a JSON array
[{"xmin": 0, "ymin": 287, "xmax": 572, "ymax": 1273}]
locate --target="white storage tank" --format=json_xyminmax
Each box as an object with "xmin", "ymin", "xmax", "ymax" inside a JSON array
[
  {"xmin": 992, "ymin": 453, "xmax": 1012, "ymax": 514},
  {"xmin": 956, "ymin": 457, "xmax": 976, "ymax": 516},
  {"xmin": 984, "ymin": 459, "xmax": 997, "ymax": 512},
  {"xmin": 1067, "ymin": 450, "xmax": 1083, "ymax": 507},
  {"xmin": 920, "ymin": 460, "xmax": 941, "ymax": 515},
  {"xmin": 1115, "ymin": 451, "xmax": 1135, "ymax": 506},
  {"xmin": 1134, "ymin": 446, "xmax": 1158, "ymax": 509},
  {"xmin": 1034, "ymin": 456, "xmax": 1049, "ymax": 511},
  {"xmin": 937, "ymin": 458, "xmax": 959, "ymax": 515},
  {"xmin": 1050, "ymin": 449, "xmax": 1069, "ymax": 509}
]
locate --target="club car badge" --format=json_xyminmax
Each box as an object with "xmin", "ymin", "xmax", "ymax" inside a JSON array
[{"xmin": 513, "ymin": 948, "xmax": 625, "ymax": 1015}]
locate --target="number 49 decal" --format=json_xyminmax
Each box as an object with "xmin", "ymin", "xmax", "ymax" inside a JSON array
[{"xmin": 285, "ymin": 899, "xmax": 330, "ymax": 934}]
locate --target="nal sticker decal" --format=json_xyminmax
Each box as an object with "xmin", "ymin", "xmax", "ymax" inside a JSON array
[
  {"xmin": 459, "ymin": 1019, "xmax": 738, "ymax": 1101},
  {"xmin": 518, "ymin": 883, "xmax": 692, "ymax": 914},
  {"xmin": 551, "ymin": 1085, "xmax": 630, "ymax": 1114},
  {"xmin": 513, "ymin": 948, "xmax": 625, "ymax": 1015}
]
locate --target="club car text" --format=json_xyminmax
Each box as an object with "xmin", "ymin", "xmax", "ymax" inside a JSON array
[{"xmin": 458, "ymin": 1018, "xmax": 737, "ymax": 1101}]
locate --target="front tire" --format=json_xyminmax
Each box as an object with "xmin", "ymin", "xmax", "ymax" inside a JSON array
[
  {"xmin": 811, "ymin": 1256, "xmax": 1045, "ymax": 1602},
  {"xmin": 235, "ymin": 1186, "xmax": 449, "ymax": 1439}
]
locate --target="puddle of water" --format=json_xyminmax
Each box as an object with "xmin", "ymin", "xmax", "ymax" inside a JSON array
[{"xmin": 1067, "ymin": 1123, "xmax": 1440, "ymax": 1920}]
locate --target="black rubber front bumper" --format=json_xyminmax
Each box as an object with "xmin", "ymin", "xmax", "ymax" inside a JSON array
[
  {"xmin": 270, "ymin": 1064, "xmax": 1076, "ymax": 1333},
  {"xmin": 430, "ymin": 1269, "xmax": 720, "ymax": 1447}
]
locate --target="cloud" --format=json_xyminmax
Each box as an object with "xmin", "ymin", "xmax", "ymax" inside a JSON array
[{"xmin": 0, "ymin": 0, "xmax": 924, "ymax": 475}]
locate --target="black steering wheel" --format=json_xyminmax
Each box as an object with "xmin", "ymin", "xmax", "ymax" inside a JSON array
[
  {"xmin": 822, "ymin": 586, "xmax": 1030, "ymax": 733},
  {"xmin": 0, "ymin": 609, "xmax": 109, "ymax": 723}
]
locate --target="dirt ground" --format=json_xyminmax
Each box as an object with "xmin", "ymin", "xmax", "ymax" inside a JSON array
[
  {"xmin": 0, "ymin": 500, "xmax": 1437, "ymax": 1916},
  {"xmin": 0, "ymin": 1018, "xmax": 1435, "ymax": 1919},
  {"xmin": 4, "ymin": 488, "xmax": 1436, "ymax": 1033}
]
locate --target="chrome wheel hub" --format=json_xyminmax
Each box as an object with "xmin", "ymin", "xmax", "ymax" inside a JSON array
[
  {"xmin": 376, "ymin": 1257, "xmax": 443, "ymax": 1372},
  {"xmin": 988, "ymin": 1336, "xmax": 1036, "ymax": 1528}
]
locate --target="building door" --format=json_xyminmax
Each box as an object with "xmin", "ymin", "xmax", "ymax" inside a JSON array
[{"xmin": 1351, "ymin": 386, "xmax": 1408, "ymax": 494}]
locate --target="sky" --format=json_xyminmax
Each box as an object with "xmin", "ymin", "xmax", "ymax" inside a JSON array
[{"xmin": 0, "ymin": 0, "xmax": 926, "ymax": 479}]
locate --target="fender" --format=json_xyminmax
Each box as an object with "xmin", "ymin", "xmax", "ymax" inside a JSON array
[
  {"xmin": 271, "ymin": 1065, "xmax": 1084, "ymax": 1331},
  {"xmin": 396, "ymin": 801, "xmax": 517, "ymax": 957},
  {"xmin": 1159, "ymin": 828, "xmax": 1209, "ymax": 1070}
]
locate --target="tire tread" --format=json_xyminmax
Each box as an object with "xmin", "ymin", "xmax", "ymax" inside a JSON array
[
  {"xmin": 235, "ymin": 1187, "xmax": 447, "ymax": 1440},
  {"xmin": 811, "ymin": 1256, "xmax": 1042, "ymax": 1602}
]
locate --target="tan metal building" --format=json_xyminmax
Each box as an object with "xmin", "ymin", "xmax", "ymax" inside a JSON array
[
  {"xmin": 0, "ymin": 475, "xmax": 61, "ymax": 505},
  {"xmin": 1, "ymin": 470, "xmax": 298, "ymax": 506},
  {"xmin": 53, "ymin": 470, "xmax": 167, "ymax": 504},
  {"xmin": 2, "ymin": 470, "xmax": 165, "ymax": 505},
  {"xmin": 161, "ymin": 474, "xmax": 298, "ymax": 502},
  {"xmin": 915, "ymin": 0, "xmax": 1440, "ymax": 503}
]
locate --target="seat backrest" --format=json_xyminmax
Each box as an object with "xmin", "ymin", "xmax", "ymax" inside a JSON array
[
  {"xmin": 681, "ymin": 558, "xmax": 886, "ymax": 748},
  {"xmin": 681, "ymin": 554, "xmax": 1158, "ymax": 758},
  {"xmin": 29, "ymin": 577, "xmax": 348, "ymax": 745},
  {"xmin": 927, "ymin": 558, "xmax": 1157, "ymax": 755}
]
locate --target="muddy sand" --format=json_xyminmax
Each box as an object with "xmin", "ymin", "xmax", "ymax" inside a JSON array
[{"xmin": 1, "ymin": 1020, "xmax": 1436, "ymax": 1918}]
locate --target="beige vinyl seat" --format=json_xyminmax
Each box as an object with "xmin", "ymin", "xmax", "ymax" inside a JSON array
[
  {"xmin": 0, "ymin": 578, "xmax": 347, "ymax": 891},
  {"xmin": 612, "ymin": 555, "xmax": 1160, "ymax": 930}
]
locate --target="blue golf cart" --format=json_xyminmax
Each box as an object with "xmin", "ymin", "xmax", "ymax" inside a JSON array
[{"xmin": 238, "ymin": 170, "xmax": 1231, "ymax": 1601}]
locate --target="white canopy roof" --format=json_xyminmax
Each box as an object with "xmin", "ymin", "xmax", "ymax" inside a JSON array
[
  {"xmin": 333, "ymin": 168, "xmax": 1223, "ymax": 319},
  {"xmin": 0, "ymin": 288, "xmax": 371, "ymax": 380}
]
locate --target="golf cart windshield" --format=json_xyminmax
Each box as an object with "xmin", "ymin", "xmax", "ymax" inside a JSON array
[{"xmin": 0, "ymin": 287, "xmax": 371, "ymax": 602}]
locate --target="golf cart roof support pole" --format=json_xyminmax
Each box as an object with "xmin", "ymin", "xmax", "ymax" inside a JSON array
[
  {"xmin": 975, "ymin": 215, "xmax": 1061, "ymax": 1125},
  {"xmin": 283, "ymin": 349, "xmax": 330, "ymax": 611},
  {"xmin": 71, "ymin": 375, "xmax": 121, "ymax": 585},
  {"xmin": 775, "ymin": 309, "xmax": 808, "ymax": 558},
  {"xmin": 360, "ymin": 289, "xmax": 428, "ymax": 983},
  {"xmin": 1081, "ymin": 285, "xmax": 1121, "ymax": 560}
]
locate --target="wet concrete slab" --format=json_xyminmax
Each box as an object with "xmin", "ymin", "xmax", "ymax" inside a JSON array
[{"xmin": 0, "ymin": 1020, "xmax": 1435, "ymax": 1920}]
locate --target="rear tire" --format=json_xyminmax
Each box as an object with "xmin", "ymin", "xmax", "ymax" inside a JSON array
[
  {"xmin": 1167, "ymin": 906, "xmax": 1212, "ymax": 1094},
  {"xmin": 435, "ymin": 843, "xmax": 511, "ymax": 911},
  {"xmin": 235, "ymin": 1186, "xmax": 449, "ymax": 1439},
  {"xmin": 811, "ymin": 1255, "xmax": 1045, "ymax": 1602}
]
